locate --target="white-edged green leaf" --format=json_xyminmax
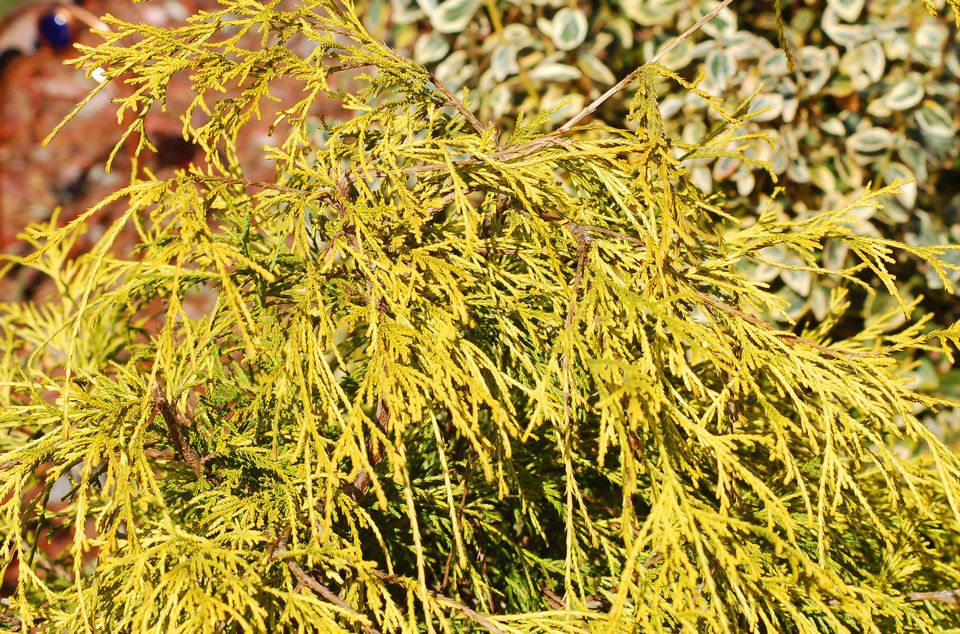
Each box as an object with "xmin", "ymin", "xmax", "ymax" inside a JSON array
[
  {"xmin": 883, "ymin": 162, "xmax": 917, "ymax": 208},
  {"xmin": 434, "ymin": 50, "xmax": 473, "ymax": 89},
  {"xmin": 782, "ymin": 268, "xmax": 813, "ymax": 297},
  {"xmin": 835, "ymin": 154, "xmax": 863, "ymax": 188},
  {"xmin": 490, "ymin": 44, "xmax": 520, "ymax": 82},
  {"xmin": 578, "ymin": 53, "xmax": 616, "ymax": 85},
  {"xmin": 760, "ymin": 50, "xmax": 789, "ymax": 77},
  {"xmin": 788, "ymin": 159, "xmax": 812, "ymax": 183},
  {"xmin": 859, "ymin": 41, "xmax": 886, "ymax": 82},
  {"xmin": 885, "ymin": 76, "xmax": 924, "ymax": 110},
  {"xmin": 822, "ymin": 8, "xmax": 871, "ymax": 47},
  {"xmin": 748, "ymin": 93, "xmax": 784, "ymax": 122},
  {"xmin": 898, "ymin": 140, "xmax": 929, "ymax": 181},
  {"xmin": 735, "ymin": 169, "xmax": 756, "ymax": 197},
  {"xmin": 501, "ymin": 23, "xmax": 533, "ymax": 43},
  {"xmin": 706, "ymin": 50, "xmax": 735, "ymax": 85},
  {"xmin": 414, "ymin": 32, "xmax": 450, "ymax": 64},
  {"xmin": 430, "ymin": 0, "xmax": 480, "ymax": 33},
  {"xmin": 847, "ymin": 127, "xmax": 893, "ymax": 154},
  {"xmin": 550, "ymin": 8, "xmax": 588, "ymax": 51},
  {"xmin": 620, "ymin": 0, "xmax": 681, "ymax": 26},
  {"xmin": 820, "ymin": 118, "xmax": 846, "ymax": 136},
  {"xmin": 393, "ymin": 0, "xmax": 425, "ymax": 24},
  {"xmin": 915, "ymin": 100, "xmax": 954, "ymax": 138},
  {"xmin": 690, "ymin": 165, "xmax": 713, "ymax": 194},
  {"xmin": 828, "ymin": 0, "xmax": 864, "ymax": 22},
  {"xmin": 414, "ymin": 0, "xmax": 438, "ymax": 13},
  {"xmin": 701, "ymin": 6, "xmax": 737, "ymax": 38},
  {"xmin": 811, "ymin": 165, "xmax": 838, "ymax": 194},
  {"xmin": 607, "ymin": 16, "xmax": 634, "ymax": 48},
  {"xmin": 913, "ymin": 21, "xmax": 948, "ymax": 67},
  {"xmin": 529, "ymin": 60, "xmax": 582, "ymax": 82}
]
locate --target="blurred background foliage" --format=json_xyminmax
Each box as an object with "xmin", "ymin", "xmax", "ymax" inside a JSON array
[{"xmin": 354, "ymin": 0, "xmax": 960, "ymax": 443}]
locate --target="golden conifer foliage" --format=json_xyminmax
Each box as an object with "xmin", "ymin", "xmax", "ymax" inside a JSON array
[{"xmin": 2, "ymin": 1, "xmax": 960, "ymax": 632}]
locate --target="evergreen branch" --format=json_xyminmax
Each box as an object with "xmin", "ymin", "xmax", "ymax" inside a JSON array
[
  {"xmin": 562, "ymin": 222, "xmax": 591, "ymax": 424},
  {"xmin": 7, "ymin": 1, "xmax": 960, "ymax": 630},
  {"xmin": 440, "ymin": 462, "xmax": 471, "ymax": 592}
]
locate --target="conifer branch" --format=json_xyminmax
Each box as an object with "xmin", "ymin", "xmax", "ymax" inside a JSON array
[
  {"xmin": 7, "ymin": 0, "xmax": 960, "ymax": 630},
  {"xmin": 440, "ymin": 464, "xmax": 471, "ymax": 592},
  {"xmin": 562, "ymin": 222, "xmax": 591, "ymax": 423}
]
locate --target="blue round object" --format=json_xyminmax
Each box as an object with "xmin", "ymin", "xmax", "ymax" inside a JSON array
[{"xmin": 38, "ymin": 11, "xmax": 73, "ymax": 50}]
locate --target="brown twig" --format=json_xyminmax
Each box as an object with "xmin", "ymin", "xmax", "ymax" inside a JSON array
[
  {"xmin": 350, "ymin": 395, "xmax": 390, "ymax": 497},
  {"xmin": 906, "ymin": 589, "xmax": 960, "ymax": 604},
  {"xmin": 143, "ymin": 447, "xmax": 176, "ymax": 460},
  {"xmin": 0, "ymin": 613, "xmax": 21, "ymax": 631},
  {"xmin": 287, "ymin": 560, "xmax": 381, "ymax": 634},
  {"xmin": 694, "ymin": 291, "xmax": 853, "ymax": 361},
  {"xmin": 440, "ymin": 464, "xmax": 472, "ymax": 592},
  {"xmin": 365, "ymin": 569, "xmax": 505, "ymax": 634},
  {"xmin": 432, "ymin": 594, "xmax": 506, "ymax": 634},
  {"xmin": 150, "ymin": 386, "xmax": 205, "ymax": 480},
  {"xmin": 431, "ymin": 77, "xmax": 486, "ymax": 135},
  {"xmin": 556, "ymin": 0, "xmax": 737, "ymax": 134}
]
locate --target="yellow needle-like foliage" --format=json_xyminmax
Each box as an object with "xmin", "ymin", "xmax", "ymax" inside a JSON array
[{"xmin": 2, "ymin": 1, "xmax": 960, "ymax": 632}]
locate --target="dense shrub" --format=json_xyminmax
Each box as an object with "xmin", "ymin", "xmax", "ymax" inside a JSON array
[{"xmin": 2, "ymin": 0, "xmax": 960, "ymax": 632}]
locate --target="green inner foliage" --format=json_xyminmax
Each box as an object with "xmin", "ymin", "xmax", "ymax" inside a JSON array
[{"xmin": 2, "ymin": 0, "xmax": 960, "ymax": 632}]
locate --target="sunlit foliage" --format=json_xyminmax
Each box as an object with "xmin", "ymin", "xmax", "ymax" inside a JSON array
[{"xmin": 2, "ymin": 1, "xmax": 960, "ymax": 632}]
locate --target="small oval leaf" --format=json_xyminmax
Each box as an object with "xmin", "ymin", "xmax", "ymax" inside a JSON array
[
  {"xmin": 828, "ymin": 0, "xmax": 864, "ymax": 22},
  {"xmin": 883, "ymin": 162, "xmax": 917, "ymax": 208},
  {"xmin": 490, "ymin": 44, "xmax": 519, "ymax": 81},
  {"xmin": 859, "ymin": 41, "xmax": 885, "ymax": 83},
  {"xmin": 748, "ymin": 93, "xmax": 784, "ymax": 122},
  {"xmin": 847, "ymin": 127, "xmax": 893, "ymax": 154},
  {"xmin": 414, "ymin": 32, "xmax": 450, "ymax": 65},
  {"xmin": 915, "ymin": 100, "xmax": 954, "ymax": 138},
  {"xmin": 885, "ymin": 76, "xmax": 924, "ymax": 111},
  {"xmin": 578, "ymin": 53, "xmax": 616, "ymax": 85},
  {"xmin": 430, "ymin": 0, "xmax": 480, "ymax": 34},
  {"xmin": 529, "ymin": 61, "xmax": 582, "ymax": 82},
  {"xmin": 706, "ymin": 50, "xmax": 735, "ymax": 85},
  {"xmin": 550, "ymin": 8, "xmax": 588, "ymax": 51}
]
